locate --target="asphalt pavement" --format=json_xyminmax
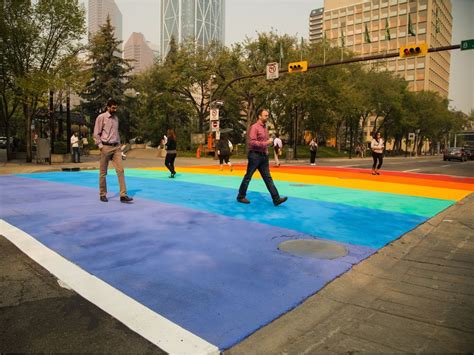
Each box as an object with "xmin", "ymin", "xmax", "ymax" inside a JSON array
[{"xmin": 0, "ymin": 150, "xmax": 473, "ymax": 353}]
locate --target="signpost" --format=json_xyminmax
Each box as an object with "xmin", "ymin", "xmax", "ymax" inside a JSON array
[
  {"xmin": 266, "ymin": 62, "xmax": 279, "ymax": 80},
  {"xmin": 210, "ymin": 108, "xmax": 219, "ymax": 121},
  {"xmin": 461, "ymin": 39, "xmax": 474, "ymax": 51},
  {"xmin": 211, "ymin": 120, "xmax": 219, "ymax": 132}
]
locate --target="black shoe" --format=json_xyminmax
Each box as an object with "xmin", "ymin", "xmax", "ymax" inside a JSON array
[
  {"xmin": 120, "ymin": 195, "xmax": 134, "ymax": 203},
  {"xmin": 100, "ymin": 196, "xmax": 108, "ymax": 202},
  {"xmin": 274, "ymin": 196, "xmax": 288, "ymax": 206},
  {"xmin": 237, "ymin": 197, "xmax": 250, "ymax": 204}
]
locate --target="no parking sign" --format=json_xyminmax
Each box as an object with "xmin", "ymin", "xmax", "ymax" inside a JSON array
[
  {"xmin": 210, "ymin": 108, "xmax": 219, "ymax": 121},
  {"xmin": 211, "ymin": 120, "xmax": 220, "ymax": 132},
  {"xmin": 266, "ymin": 62, "xmax": 279, "ymax": 80}
]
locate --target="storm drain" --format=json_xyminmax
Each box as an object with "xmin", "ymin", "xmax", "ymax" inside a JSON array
[{"xmin": 278, "ymin": 239, "xmax": 348, "ymax": 259}]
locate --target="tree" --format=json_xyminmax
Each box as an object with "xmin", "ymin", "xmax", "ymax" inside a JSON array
[
  {"xmin": 1, "ymin": 0, "xmax": 85, "ymax": 161},
  {"xmin": 80, "ymin": 16, "xmax": 131, "ymax": 129}
]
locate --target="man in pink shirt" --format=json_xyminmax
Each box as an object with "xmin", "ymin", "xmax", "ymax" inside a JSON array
[
  {"xmin": 237, "ymin": 109, "xmax": 288, "ymax": 206},
  {"xmin": 93, "ymin": 99, "xmax": 133, "ymax": 203}
]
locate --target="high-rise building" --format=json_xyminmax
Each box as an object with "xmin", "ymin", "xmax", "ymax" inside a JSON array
[
  {"xmin": 161, "ymin": 0, "xmax": 225, "ymax": 59},
  {"xmin": 88, "ymin": 0, "xmax": 123, "ymax": 43},
  {"xmin": 321, "ymin": 0, "xmax": 452, "ymax": 97},
  {"xmin": 309, "ymin": 8, "xmax": 325, "ymax": 43},
  {"xmin": 123, "ymin": 33, "xmax": 155, "ymax": 75}
]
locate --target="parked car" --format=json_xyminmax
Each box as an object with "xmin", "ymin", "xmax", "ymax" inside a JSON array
[
  {"xmin": 464, "ymin": 148, "xmax": 473, "ymax": 160},
  {"xmin": 0, "ymin": 137, "xmax": 7, "ymax": 149},
  {"xmin": 443, "ymin": 147, "xmax": 468, "ymax": 162}
]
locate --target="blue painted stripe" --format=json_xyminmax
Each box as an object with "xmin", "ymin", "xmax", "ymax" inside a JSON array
[{"xmin": 16, "ymin": 172, "xmax": 426, "ymax": 249}]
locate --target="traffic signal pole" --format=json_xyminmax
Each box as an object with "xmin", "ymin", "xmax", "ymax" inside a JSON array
[{"xmin": 216, "ymin": 44, "xmax": 461, "ymax": 99}]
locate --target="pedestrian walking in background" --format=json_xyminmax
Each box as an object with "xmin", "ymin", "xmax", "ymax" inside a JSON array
[
  {"xmin": 70, "ymin": 131, "xmax": 80, "ymax": 163},
  {"xmin": 237, "ymin": 109, "xmax": 288, "ymax": 206},
  {"xmin": 165, "ymin": 128, "xmax": 177, "ymax": 178},
  {"xmin": 273, "ymin": 133, "xmax": 283, "ymax": 167},
  {"xmin": 93, "ymin": 99, "xmax": 133, "ymax": 203},
  {"xmin": 216, "ymin": 133, "xmax": 233, "ymax": 171},
  {"xmin": 370, "ymin": 131, "xmax": 385, "ymax": 175},
  {"xmin": 309, "ymin": 137, "xmax": 318, "ymax": 166}
]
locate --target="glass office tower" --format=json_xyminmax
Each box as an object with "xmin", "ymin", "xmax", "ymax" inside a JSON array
[{"xmin": 161, "ymin": 0, "xmax": 225, "ymax": 58}]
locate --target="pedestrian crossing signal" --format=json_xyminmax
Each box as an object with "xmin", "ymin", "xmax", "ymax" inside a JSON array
[
  {"xmin": 288, "ymin": 61, "xmax": 308, "ymax": 73},
  {"xmin": 399, "ymin": 43, "xmax": 428, "ymax": 58}
]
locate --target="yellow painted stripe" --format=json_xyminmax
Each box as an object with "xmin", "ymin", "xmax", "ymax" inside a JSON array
[{"xmin": 142, "ymin": 167, "xmax": 471, "ymax": 201}]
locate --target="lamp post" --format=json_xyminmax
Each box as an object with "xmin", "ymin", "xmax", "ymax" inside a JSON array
[
  {"xmin": 415, "ymin": 129, "xmax": 421, "ymax": 157},
  {"xmin": 208, "ymin": 74, "xmax": 216, "ymax": 133}
]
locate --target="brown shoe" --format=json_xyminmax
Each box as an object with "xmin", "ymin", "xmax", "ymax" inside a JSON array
[
  {"xmin": 120, "ymin": 195, "xmax": 134, "ymax": 203},
  {"xmin": 274, "ymin": 196, "xmax": 288, "ymax": 206},
  {"xmin": 237, "ymin": 197, "xmax": 250, "ymax": 204}
]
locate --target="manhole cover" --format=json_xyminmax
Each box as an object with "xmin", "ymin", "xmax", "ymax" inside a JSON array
[{"xmin": 278, "ymin": 239, "xmax": 348, "ymax": 259}]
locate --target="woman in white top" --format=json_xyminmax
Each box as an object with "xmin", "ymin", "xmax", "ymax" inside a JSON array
[{"xmin": 370, "ymin": 132, "xmax": 384, "ymax": 175}]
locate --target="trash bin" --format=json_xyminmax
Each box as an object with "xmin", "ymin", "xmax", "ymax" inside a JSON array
[{"xmin": 286, "ymin": 147, "xmax": 294, "ymax": 160}]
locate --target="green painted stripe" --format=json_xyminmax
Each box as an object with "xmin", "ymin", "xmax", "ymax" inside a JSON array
[{"xmin": 106, "ymin": 169, "xmax": 453, "ymax": 218}]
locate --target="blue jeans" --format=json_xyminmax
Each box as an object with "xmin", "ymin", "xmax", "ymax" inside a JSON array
[
  {"xmin": 72, "ymin": 147, "xmax": 80, "ymax": 163},
  {"xmin": 238, "ymin": 151, "xmax": 280, "ymax": 202}
]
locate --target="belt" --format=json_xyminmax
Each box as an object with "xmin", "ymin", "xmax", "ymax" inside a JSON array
[
  {"xmin": 250, "ymin": 150, "xmax": 267, "ymax": 156},
  {"xmin": 101, "ymin": 141, "xmax": 119, "ymax": 146}
]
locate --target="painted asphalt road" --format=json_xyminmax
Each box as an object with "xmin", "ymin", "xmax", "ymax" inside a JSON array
[
  {"xmin": 2, "ymin": 161, "xmax": 473, "ymax": 352},
  {"xmin": 0, "ymin": 159, "xmax": 467, "ymax": 354}
]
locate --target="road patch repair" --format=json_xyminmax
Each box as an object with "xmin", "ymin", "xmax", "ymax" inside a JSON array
[{"xmin": 1, "ymin": 165, "xmax": 472, "ymax": 352}]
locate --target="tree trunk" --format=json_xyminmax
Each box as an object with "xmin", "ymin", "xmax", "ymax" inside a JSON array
[
  {"xmin": 66, "ymin": 93, "xmax": 71, "ymax": 153},
  {"xmin": 245, "ymin": 97, "xmax": 255, "ymax": 153},
  {"xmin": 24, "ymin": 102, "xmax": 32, "ymax": 162}
]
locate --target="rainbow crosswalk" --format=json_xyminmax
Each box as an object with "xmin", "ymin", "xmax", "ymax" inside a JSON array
[{"xmin": 1, "ymin": 165, "xmax": 472, "ymax": 351}]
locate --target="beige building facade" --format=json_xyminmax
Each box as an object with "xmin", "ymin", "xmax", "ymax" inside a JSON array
[
  {"xmin": 320, "ymin": 0, "xmax": 452, "ymax": 149},
  {"xmin": 123, "ymin": 32, "xmax": 155, "ymax": 75},
  {"xmin": 323, "ymin": 0, "xmax": 452, "ymax": 97}
]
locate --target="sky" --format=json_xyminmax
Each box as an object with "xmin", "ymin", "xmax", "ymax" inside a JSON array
[{"xmin": 107, "ymin": 0, "xmax": 472, "ymax": 114}]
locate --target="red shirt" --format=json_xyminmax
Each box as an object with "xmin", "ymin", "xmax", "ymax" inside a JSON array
[{"xmin": 248, "ymin": 121, "xmax": 269, "ymax": 154}]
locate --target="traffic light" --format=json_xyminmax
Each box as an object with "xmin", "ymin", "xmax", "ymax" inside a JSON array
[
  {"xmin": 399, "ymin": 43, "xmax": 428, "ymax": 58},
  {"xmin": 288, "ymin": 61, "xmax": 308, "ymax": 73}
]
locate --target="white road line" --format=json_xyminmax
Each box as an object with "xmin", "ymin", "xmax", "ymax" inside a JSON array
[
  {"xmin": 403, "ymin": 168, "xmax": 421, "ymax": 172},
  {"xmin": 0, "ymin": 219, "xmax": 219, "ymax": 355},
  {"xmin": 441, "ymin": 164, "xmax": 451, "ymax": 168}
]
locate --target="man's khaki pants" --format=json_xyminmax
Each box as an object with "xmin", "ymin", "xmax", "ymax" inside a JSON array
[{"xmin": 99, "ymin": 145, "xmax": 127, "ymax": 197}]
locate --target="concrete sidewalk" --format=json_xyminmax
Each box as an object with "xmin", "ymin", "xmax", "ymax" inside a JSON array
[{"xmin": 227, "ymin": 194, "xmax": 474, "ymax": 354}]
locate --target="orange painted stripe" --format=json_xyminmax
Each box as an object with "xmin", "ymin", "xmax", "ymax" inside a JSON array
[{"xmin": 189, "ymin": 164, "xmax": 474, "ymax": 190}]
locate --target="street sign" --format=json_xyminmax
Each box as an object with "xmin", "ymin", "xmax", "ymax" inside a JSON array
[
  {"xmin": 408, "ymin": 133, "xmax": 415, "ymax": 140},
  {"xmin": 210, "ymin": 108, "xmax": 219, "ymax": 121},
  {"xmin": 461, "ymin": 39, "xmax": 474, "ymax": 51},
  {"xmin": 266, "ymin": 62, "xmax": 279, "ymax": 80},
  {"xmin": 211, "ymin": 120, "xmax": 220, "ymax": 132}
]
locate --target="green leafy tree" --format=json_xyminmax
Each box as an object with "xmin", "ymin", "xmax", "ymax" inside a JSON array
[
  {"xmin": 1, "ymin": 0, "xmax": 85, "ymax": 161},
  {"xmin": 80, "ymin": 16, "xmax": 131, "ymax": 129}
]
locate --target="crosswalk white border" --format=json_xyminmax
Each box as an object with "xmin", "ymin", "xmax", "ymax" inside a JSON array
[{"xmin": 1, "ymin": 219, "xmax": 220, "ymax": 355}]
